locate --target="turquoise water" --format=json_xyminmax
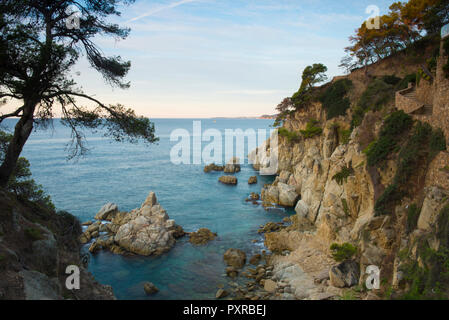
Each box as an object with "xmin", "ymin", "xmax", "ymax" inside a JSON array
[{"xmin": 2, "ymin": 118, "xmax": 293, "ymax": 300}]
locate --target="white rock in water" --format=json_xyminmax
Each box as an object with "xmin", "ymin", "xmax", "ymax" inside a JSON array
[
  {"xmin": 113, "ymin": 192, "xmax": 177, "ymax": 256},
  {"xmin": 95, "ymin": 203, "xmax": 118, "ymax": 221}
]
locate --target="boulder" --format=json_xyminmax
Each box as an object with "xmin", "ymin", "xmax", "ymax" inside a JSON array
[
  {"xmin": 278, "ymin": 183, "xmax": 299, "ymax": 207},
  {"xmin": 329, "ymin": 260, "xmax": 360, "ymax": 288},
  {"xmin": 224, "ymin": 157, "xmax": 241, "ymax": 173},
  {"xmin": 31, "ymin": 228, "xmax": 58, "ymax": 277},
  {"xmin": 249, "ymin": 254, "xmax": 262, "ymax": 265},
  {"xmin": 223, "ymin": 248, "xmax": 246, "ymax": 269},
  {"xmin": 189, "ymin": 228, "xmax": 217, "ymax": 245},
  {"xmin": 248, "ymin": 176, "xmax": 258, "ymax": 184},
  {"xmin": 219, "ymin": 176, "xmax": 238, "ymax": 185},
  {"xmin": 113, "ymin": 192, "xmax": 178, "ymax": 256},
  {"xmin": 215, "ymin": 289, "xmax": 228, "ymax": 299},
  {"xmin": 264, "ymin": 279, "xmax": 277, "ymax": 293},
  {"xmin": 79, "ymin": 231, "xmax": 91, "ymax": 244},
  {"xmin": 294, "ymin": 200, "xmax": 309, "ymax": 218},
  {"xmin": 89, "ymin": 241, "xmax": 100, "ymax": 253},
  {"xmin": 143, "ymin": 282, "xmax": 159, "ymax": 295},
  {"xmin": 86, "ymin": 221, "xmax": 101, "ymax": 233},
  {"xmin": 19, "ymin": 270, "xmax": 60, "ymax": 300},
  {"xmin": 95, "ymin": 203, "xmax": 118, "ymax": 221},
  {"xmin": 250, "ymin": 192, "xmax": 260, "ymax": 201},
  {"xmin": 204, "ymin": 163, "xmax": 224, "ymax": 173}
]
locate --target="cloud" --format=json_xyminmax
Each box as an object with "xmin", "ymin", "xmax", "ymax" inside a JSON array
[{"xmin": 128, "ymin": 0, "xmax": 200, "ymax": 22}]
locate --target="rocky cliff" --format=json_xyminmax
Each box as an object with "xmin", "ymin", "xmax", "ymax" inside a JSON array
[
  {"xmin": 249, "ymin": 41, "xmax": 449, "ymax": 299},
  {"xmin": 0, "ymin": 190, "xmax": 115, "ymax": 300}
]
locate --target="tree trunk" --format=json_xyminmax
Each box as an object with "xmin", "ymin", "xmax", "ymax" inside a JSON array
[{"xmin": 0, "ymin": 101, "xmax": 35, "ymax": 188}]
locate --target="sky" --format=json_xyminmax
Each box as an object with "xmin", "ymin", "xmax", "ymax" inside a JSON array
[{"xmin": 43, "ymin": 0, "xmax": 400, "ymax": 118}]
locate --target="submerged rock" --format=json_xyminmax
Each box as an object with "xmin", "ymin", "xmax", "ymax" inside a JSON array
[
  {"xmin": 143, "ymin": 282, "xmax": 159, "ymax": 295},
  {"xmin": 224, "ymin": 248, "xmax": 246, "ymax": 269},
  {"xmin": 204, "ymin": 163, "xmax": 224, "ymax": 173},
  {"xmin": 219, "ymin": 176, "xmax": 238, "ymax": 185},
  {"xmin": 248, "ymin": 176, "xmax": 258, "ymax": 184},
  {"xmin": 215, "ymin": 288, "xmax": 228, "ymax": 299}
]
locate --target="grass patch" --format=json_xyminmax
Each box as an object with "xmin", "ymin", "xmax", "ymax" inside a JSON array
[
  {"xmin": 300, "ymin": 119, "xmax": 322, "ymax": 139},
  {"xmin": 319, "ymin": 79, "xmax": 353, "ymax": 120},
  {"xmin": 330, "ymin": 242, "xmax": 357, "ymax": 262}
]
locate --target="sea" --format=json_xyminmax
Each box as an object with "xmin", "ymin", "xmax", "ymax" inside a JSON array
[{"xmin": 2, "ymin": 118, "xmax": 294, "ymax": 300}]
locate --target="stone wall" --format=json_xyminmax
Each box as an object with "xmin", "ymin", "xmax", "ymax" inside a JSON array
[
  {"xmin": 399, "ymin": 40, "xmax": 449, "ymax": 142},
  {"xmin": 430, "ymin": 42, "xmax": 449, "ymax": 141},
  {"xmin": 395, "ymin": 85, "xmax": 423, "ymax": 113},
  {"xmin": 416, "ymin": 78, "xmax": 434, "ymax": 106}
]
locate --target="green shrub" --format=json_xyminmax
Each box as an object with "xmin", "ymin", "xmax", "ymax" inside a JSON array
[
  {"xmin": 374, "ymin": 121, "xmax": 445, "ymax": 216},
  {"xmin": 330, "ymin": 242, "xmax": 357, "ymax": 262},
  {"xmin": 396, "ymin": 73, "xmax": 417, "ymax": 90},
  {"xmin": 332, "ymin": 165, "xmax": 354, "ymax": 185},
  {"xmin": 350, "ymin": 106, "xmax": 366, "ymax": 129},
  {"xmin": 319, "ymin": 79, "xmax": 353, "ymax": 120},
  {"xmin": 429, "ymin": 128, "xmax": 446, "ymax": 158},
  {"xmin": 366, "ymin": 111, "xmax": 413, "ymax": 167},
  {"xmin": 359, "ymin": 78, "xmax": 395, "ymax": 112},
  {"xmin": 300, "ymin": 119, "xmax": 322, "ymax": 139},
  {"xmin": 382, "ymin": 75, "xmax": 401, "ymax": 86},
  {"xmin": 406, "ymin": 203, "xmax": 420, "ymax": 233},
  {"xmin": 24, "ymin": 227, "xmax": 45, "ymax": 241},
  {"xmin": 401, "ymin": 231, "xmax": 449, "ymax": 300},
  {"xmin": 278, "ymin": 127, "xmax": 300, "ymax": 143},
  {"xmin": 374, "ymin": 184, "xmax": 401, "ymax": 216}
]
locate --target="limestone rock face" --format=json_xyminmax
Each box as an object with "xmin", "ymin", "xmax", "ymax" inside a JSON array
[
  {"xmin": 223, "ymin": 249, "xmax": 246, "ymax": 269},
  {"xmin": 107, "ymin": 192, "xmax": 182, "ymax": 256},
  {"xmin": 219, "ymin": 176, "xmax": 238, "ymax": 185},
  {"xmin": 417, "ymin": 186, "xmax": 446, "ymax": 231},
  {"xmin": 329, "ymin": 260, "xmax": 360, "ymax": 288},
  {"xmin": 95, "ymin": 203, "xmax": 118, "ymax": 221}
]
